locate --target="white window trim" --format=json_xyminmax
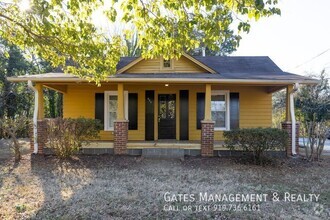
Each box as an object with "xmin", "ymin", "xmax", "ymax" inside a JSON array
[
  {"xmin": 104, "ymin": 91, "xmax": 128, "ymax": 131},
  {"xmin": 211, "ymin": 90, "xmax": 230, "ymax": 131}
]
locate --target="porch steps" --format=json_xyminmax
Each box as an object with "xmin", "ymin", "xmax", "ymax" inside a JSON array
[{"xmin": 142, "ymin": 148, "xmax": 185, "ymax": 159}]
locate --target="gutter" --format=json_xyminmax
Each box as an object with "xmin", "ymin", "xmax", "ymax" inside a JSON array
[
  {"xmin": 27, "ymin": 81, "xmax": 38, "ymax": 154},
  {"xmin": 290, "ymin": 83, "xmax": 300, "ymax": 156}
]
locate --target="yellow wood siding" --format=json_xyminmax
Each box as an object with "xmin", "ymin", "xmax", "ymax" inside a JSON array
[
  {"xmin": 62, "ymin": 84, "xmax": 272, "ymax": 141},
  {"xmin": 124, "ymin": 57, "xmax": 208, "ymax": 73}
]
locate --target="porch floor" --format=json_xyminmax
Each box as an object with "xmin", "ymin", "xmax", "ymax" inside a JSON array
[{"xmin": 83, "ymin": 140, "xmax": 226, "ymax": 150}]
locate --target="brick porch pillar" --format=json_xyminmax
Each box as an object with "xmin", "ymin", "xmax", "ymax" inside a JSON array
[
  {"xmin": 114, "ymin": 120, "xmax": 128, "ymax": 155},
  {"xmin": 29, "ymin": 120, "xmax": 46, "ymax": 154},
  {"xmin": 201, "ymin": 120, "xmax": 215, "ymax": 157},
  {"xmin": 281, "ymin": 122, "xmax": 300, "ymax": 157}
]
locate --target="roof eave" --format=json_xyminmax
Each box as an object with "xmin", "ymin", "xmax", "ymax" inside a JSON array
[{"xmin": 7, "ymin": 76, "xmax": 320, "ymax": 85}]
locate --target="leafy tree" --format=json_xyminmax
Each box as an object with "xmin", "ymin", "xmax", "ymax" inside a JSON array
[
  {"xmin": 272, "ymin": 71, "xmax": 329, "ymax": 160},
  {"xmin": 0, "ymin": 39, "xmax": 63, "ymax": 120},
  {"xmin": 296, "ymin": 71, "xmax": 330, "ymax": 122},
  {"xmin": 0, "ymin": 0, "xmax": 280, "ymax": 84},
  {"xmin": 44, "ymin": 89, "xmax": 63, "ymax": 118},
  {"xmin": 0, "ymin": 40, "xmax": 33, "ymax": 118}
]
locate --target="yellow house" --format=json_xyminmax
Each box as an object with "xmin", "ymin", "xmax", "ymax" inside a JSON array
[{"xmin": 8, "ymin": 53, "xmax": 318, "ymax": 157}]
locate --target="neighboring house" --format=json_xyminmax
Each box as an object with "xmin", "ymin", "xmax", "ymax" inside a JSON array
[{"xmin": 8, "ymin": 53, "xmax": 318, "ymax": 157}]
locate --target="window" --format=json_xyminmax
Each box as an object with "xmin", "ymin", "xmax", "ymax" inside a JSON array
[
  {"xmin": 104, "ymin": 91, "xmax": 128, "ymax": 131},
  {"xmin": 163, "ymin": 59, "xmax": 171, "ymax": 68},
  {"xmin": 211, "ymin": 91, "xmax": 230, "ymax": 130}
]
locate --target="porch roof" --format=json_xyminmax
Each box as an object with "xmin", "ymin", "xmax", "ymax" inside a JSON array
[{"xmin": 7, "ymin": 72, "xmax": 318, "ymax": 85}]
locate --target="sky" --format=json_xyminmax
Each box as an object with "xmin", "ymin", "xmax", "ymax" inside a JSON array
[{"xmin": 233, "ymin": 0, "xmax": 330, "ymax": 77}]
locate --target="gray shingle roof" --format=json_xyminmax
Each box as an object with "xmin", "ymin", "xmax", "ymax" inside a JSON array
[
  {"xmin": 194, "ymin": 56, "xmax": 283, "ymax": 73},
  {"xmin": 117, "ymin": 57, "xmax": 137, "ymax": 70}
]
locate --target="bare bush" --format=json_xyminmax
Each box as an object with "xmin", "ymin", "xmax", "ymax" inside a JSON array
[
  {"xmin": 46, "ymin": 117, "xmax": 101, "ymax": 158},
  {"xmin": 0, "ymin": 116, "xmax": 30, "ymax": 161},
  {"xmin": 302, "ymin": 121, "xmax": 328, "ymax": 161}
]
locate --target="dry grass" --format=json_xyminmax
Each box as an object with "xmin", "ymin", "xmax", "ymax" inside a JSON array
[{"xmin": 0, "ymin": 143, "xmax": 329, "ymax": 219}]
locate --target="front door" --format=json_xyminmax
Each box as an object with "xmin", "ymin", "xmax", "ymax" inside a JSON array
[{"xmin": 158, "ymin": 94, "xmax": 176, "ymax": 139}]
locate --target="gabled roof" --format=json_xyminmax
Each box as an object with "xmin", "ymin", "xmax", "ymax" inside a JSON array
[
  {"xmin": 7, "ymin": 55, "xmax": 319, "ymax": 85},
  {"xmin": 116, "ymin": 53, "xmax": 216, "ymax": 74},
  {"xmin": 116, "ymin": 56, "xmax": 283, "ymax": 74}
]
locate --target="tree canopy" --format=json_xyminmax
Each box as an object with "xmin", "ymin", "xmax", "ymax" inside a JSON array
[
  {"xmin": 295, "ymin": 71, "xmax": 330, "ymax": 122},
  {"xmin": 0, "ymin": 0, "xmax": 280, "ymax": 84}
]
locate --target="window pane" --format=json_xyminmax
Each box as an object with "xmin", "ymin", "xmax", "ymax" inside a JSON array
[
  {"xmin": 163, "ymin": 59, "xmax": 171, "ymax": 68},
  {"xmin": 211, "ymin": 95, "xmax": 225, "ymax": 101},
  {"xmin": 108, "ymin": 95, "xmax": 117, "ymax": 129},
  {"xmin": 212, "ymin": 111, "xmax": 226, "ymax": 128},
  {"xmin": 159, "ymin": 100, "xmax": 166, "ymax": 119},
  {"xmin": 109, "ymin": 112, "xmax": 117, "ymax": 128},
  {"xmin": 109, "ymin": 96, "xmax": 117, "ymax": 101},
  {"xmin": 109, "ymin": 96, "xmax": 117, "ymax": 112},
  {"xmin": 211, "ymin": 95, "xmax": 226, "ymax": 111},
  {"xmin": 168, "ymin": 100, "xmax": 175, "ymax": 119},
  {"xmin": 211, "ymin": 94, "xmax": 226, "ymax": 128}
]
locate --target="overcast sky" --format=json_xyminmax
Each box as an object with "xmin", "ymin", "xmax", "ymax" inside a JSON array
[{"xmin": 234, "ymin": 0, "xmax": 330, "ymax": 77}]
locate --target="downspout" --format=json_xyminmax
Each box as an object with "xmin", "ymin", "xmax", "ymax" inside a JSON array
[
  {"xmin": 290, "ymin": 83, "xmax": 300, "ymax": 155},
  {"xmin": 27, "ymin": 80, "xmax": 38, "ymax": 154}
]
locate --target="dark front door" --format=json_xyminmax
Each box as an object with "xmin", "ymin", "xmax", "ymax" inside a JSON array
[{"xmin": 158, "ymin": 94, "xmax": 176, "ymax": 139}]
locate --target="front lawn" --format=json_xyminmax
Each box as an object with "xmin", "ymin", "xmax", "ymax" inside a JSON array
[{"xmin": 0, "ymin": 153, "xmax": 329, "ymax": 219}]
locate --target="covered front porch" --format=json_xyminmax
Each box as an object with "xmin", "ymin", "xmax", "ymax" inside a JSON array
[{"xmin": 28, "ymin": 81, "xmax": 298, "ymax": 157}]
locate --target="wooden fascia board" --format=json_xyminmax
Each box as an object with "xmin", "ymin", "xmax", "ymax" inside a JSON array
[{"xmin": 182, "ymin": 52, "xmax": 217, "ymax": 74}]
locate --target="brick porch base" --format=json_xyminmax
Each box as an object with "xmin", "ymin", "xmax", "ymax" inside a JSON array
[
  {"xmin": 29, "ymin": 120, "xmax": 47, "ymax": 154},
  {"xmin": 114, "ymin": 120, "xmax": 129, "ymax": 155},
  {"xmin": 201, "ymin": 120, "xmax": 215, "ymax": 157}
]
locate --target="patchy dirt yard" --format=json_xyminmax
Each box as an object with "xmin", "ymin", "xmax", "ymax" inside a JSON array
[{"xmin": 0, "ymin": 147, "xmax": 329, "ymax": 219}]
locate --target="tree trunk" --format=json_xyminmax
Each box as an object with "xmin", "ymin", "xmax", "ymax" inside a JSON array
[{"xmin": 11, "ymin": 136, "xmax": 21, "ymax": 162}]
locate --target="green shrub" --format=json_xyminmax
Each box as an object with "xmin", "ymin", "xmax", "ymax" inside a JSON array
[
  {"xmin": 223, "ymin": 128, "xmax": 288, "ymax": 165},
  {"xmin": 46, "ymin": 117, "xmax": 102, "ymax": 158}
]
